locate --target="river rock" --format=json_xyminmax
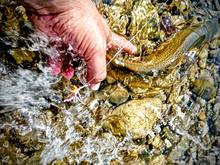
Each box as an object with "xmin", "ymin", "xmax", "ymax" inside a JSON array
[
  {"xmin": 198, "ymin": 111, "xmax": 206, "ymax": 121},
  {"xmin": 209, "ymin": 38, "xmax": 220, "ymax": 49},
  {"xmin": 103, "ymin": 98, "xmax": 163, "ymax": 139},
  {"xmin": 148, "ymin": 155, "xmax": 167, "ymax": 165},
  {"xmin": 109, "ymin": 84, "xmax": 129, "ymax": 105},
  {"xmin": 191, "ymin": 79, "xmax": 216, "ymax": 101},
  {"xmin": 151, "ymin": 134, "xmax": 163, "ymax": 149},
  {"xmin": 10, "ymin": 48, "xmax": 35, "ymax": 64},
  {"xmin": 168, "ymin": 137, "xmax": 189, "ymax": 162},
  {"xmin": 214, "ymin": 115, "xmax": 220, "ymax": 132}
]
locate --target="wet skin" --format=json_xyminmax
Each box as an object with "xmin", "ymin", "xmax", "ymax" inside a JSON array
[{"xmin": 22, "ymin": 0, "xmax": 137, "ymax": 89}]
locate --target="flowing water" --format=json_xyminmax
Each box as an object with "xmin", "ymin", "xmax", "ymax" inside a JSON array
[
  {"xmin": 0, "ymin": 0, "xmax": 220, "ymax": 164},
  {"xmin": 0, "ymin": 20, "xmax": 136, "ymax": 164}
]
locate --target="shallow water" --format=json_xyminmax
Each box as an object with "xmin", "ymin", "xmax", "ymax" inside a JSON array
[{"xmin": 0, "ymin": 0, "xmax": 220, "ymax": 164}]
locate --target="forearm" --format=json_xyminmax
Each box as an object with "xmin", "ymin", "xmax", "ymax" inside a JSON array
[{"xmin": 22, "ymin": 0, "xmax": 75, "ymax": 14}]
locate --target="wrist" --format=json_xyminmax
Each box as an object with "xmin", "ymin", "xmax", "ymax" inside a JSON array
[{"xmin": 22, "ymin": 0, "xmax": 95, "ymax": 15}]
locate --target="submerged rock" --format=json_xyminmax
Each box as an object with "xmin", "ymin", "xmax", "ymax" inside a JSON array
[
  {"xmin": 160, "ymin": 15, "xmax": 176, "ymax": 37},
  {"xmin": 198, "ymin": 111, "xmax": 206, "ymax": 121},
  {"xmin": 168, "ymin": 137, "xmax": 190, "ymax": 162},
  {"xmin": 191, "ymin": 79, "xmax": 217, "ymax": 101},
  {"xmin": 109, "ymin": 83, "xmax": 129, "ymax": 105},
  {"xmin": 209, "ymin": 38, "xmax": 220, "ymax": 50},
  {"xmin": 148, "ymin": 155, "xmax": 167, "ymax": 165},
  {"xmin": 103, "ymin": 98, "xmax": 163, "ymax": 139},
  {"xmin": 98, "ymin": 0, "xmax": 161, "ymax": 54},
  {"xmin": 150, "ymin": 134, "xmax": 163, "ymax": 149},
  {"xmin": 1, "ymin": 0, "xmax": 220, "ymax": 164},
  {"xmin": 10, "ymin": 48, "xmax": 35, "ymax": 64}
]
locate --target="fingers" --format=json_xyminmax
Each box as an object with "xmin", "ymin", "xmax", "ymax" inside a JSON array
[
  {"xmin": 62, "ymin": 65, "xmax": 75, "ymax": 80},
  {"xmin": 48, "ymin": 56, "xmax": 74, "ymax": 80},
  {"xmin": 107, "ymin": 32, "xmax": 137, "ymax": 54},
  {"xmin": 84, "ymin": 49, "xmax": 107, "ymax": 88}
]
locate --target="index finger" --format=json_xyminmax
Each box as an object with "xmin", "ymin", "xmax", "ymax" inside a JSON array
[{"xmin": 107, "ymin": 32, "xmax": 137, "ymax": 55}]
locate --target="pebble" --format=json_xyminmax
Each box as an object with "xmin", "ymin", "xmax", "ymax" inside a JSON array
[
  {"xmin": 148, "ymin": 155, "xmax": 167, "ymax": 165},
  {"xmin": 164, "ymin": 139, "xmax": 172, "ymax": 148},
  {"xmin": 88, "ymin": 99, "xmax": 99, "ymax": 110},
  {"xmin": 10, "ymin": 48, "xmax": 35, "ymax": 64},
  {"xmin": 103, "ymin": 98, "xmax": 163, "ymax": 139},
  {"xmin": 197, "ymin": 98, "xmax": 206, "ymax": 107},
  {"xmin": 168, "ymin": 137, "xmax": 189, "ymax": 161},
  {"xmin": 109, "ymin": 84, "xmax": 129, "ymax": 105},
  {"xmin": 106, "ymin": 75, "xmax": 116, "ymax": 84},
  {"xmin": 214, "ymin": 116, "xmax": 220, "ymax": 131},
  {"xmin": 151, "ymin": 134, "xmax": 163, "ymax": 149},
  {"xmin": 198, "ymin": 111, "xmax": 206, "ymax": 121},
  {"xmin": 191, "ymin": 79, "xmax": 216, "ymax": 101},
  {"xmin": 209, "ymin": 39, "xmax": 220, "ymax": 49},
  {"xmin": 209, "ymin": 48, "xmax": 220, "ymax": 56},
  {"xmin": 214, "ymin": 103, "xmax": 220, "ymax": 112}
]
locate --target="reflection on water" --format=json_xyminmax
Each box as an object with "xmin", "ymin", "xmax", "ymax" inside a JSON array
[{"xmin": 0, "ymin": 0, "xmax": 220, "ymax": 164}]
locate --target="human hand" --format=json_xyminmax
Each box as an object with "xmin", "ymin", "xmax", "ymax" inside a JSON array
[{"xmin": 23, "ymin": 0, "xmax": 137, "ymax": 89}]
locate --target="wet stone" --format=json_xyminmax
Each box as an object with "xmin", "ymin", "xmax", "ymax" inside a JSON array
[
  {"xmin": 191, "ymin": 79, "xmax": 217, "ymax": 101},
  {"xmin": 168, "ymin": 137, "xmax": 189, "ymax": 162},
  {"xmin": 10, "ymin": 48, "xmax": 35, "ymax": 64},
  {"xmin": 214, "ymin": 103, "xmax": 220, "ymax": 112},
  {"xmin": 208, "ymin": 49, "xmax": 220, "ymax": 65},
  {"xmin": 148, "ymin": 155, "xmax": 167, "ymax": 165},
  {"xmin": 197, "ymin": 98, "xmax": 206, "ymax": 107},
  {"xmin": 1, "ymin": 0, "xmax": 220, "ymax": 164},
  {"xmin": 106, "ymin": 75, "xmax": 116, "ymax": 84},
  {"xmin": 102, "ymin": 115, "xmax": 127, "ymax": 138},
  {"xmin": 109, "ymin": 83, "xmax": 129, "ymax": 105},
  {"xmin": 209, "ymin": 38, "xmax": 220, "ymax": 50},
  {"xmin": 198, "ymin": 58, "xmax": 207, "ymax": 68},
  {"xmin": 164, "ymin": 139, "xmax": 172, "ymax": 148},
  {"xmin": 199, "ymin": 69, "xmax": 214, "ymax": 84},
  {"xmin": 103, "ymin": 98, "xmax": 163, "ymax": 139},
  {"xmin": 150, "ymin": 134, "xmax": 163, "ymax": 149},
  {"xmin": 214, "ymin": 116, "xmax": 220, "ymax": 134},
  {"xmin": 123, "ymin": 149, "xmax": 139, "ymax": 163},
  {"xmin": 198, "ymin": 111, "xmax": 206, "ymax": 121},
  {"xmin": 198, "ymin": 47, "xmax": 208, "ymax": 60},
  {"xmin": 98, "ymin": 0, "xmax": 160, "ymax": 53}
]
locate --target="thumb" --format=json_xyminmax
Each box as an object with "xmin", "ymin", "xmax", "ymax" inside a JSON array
[{"xmin": 107, "ymin": 32, "xmax": 137, "ymax": 54}]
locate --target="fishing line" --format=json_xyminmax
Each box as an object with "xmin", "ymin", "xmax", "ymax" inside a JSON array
[
  {"xmin": 65, "ymin": 0, "xmax": 214, "ymax": 103},
  {"xmin": 66, "ymin": 12, "xmax": 159, "ymax": 103},
  {"xmin": 65, "ymin": 0, "xmax": 196, "ymax": 103}
]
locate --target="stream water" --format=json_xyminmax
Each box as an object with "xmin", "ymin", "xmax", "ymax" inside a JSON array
[{"xmin": 0, "ymin": 0, "xmax": 220, "ymax": 164}]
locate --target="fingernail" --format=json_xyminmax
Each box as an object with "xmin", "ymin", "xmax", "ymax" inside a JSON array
[
  {"xmin": 90, "ymin": 83, "xmax": 101, "ymax": 91},
  {"xmin": 63, "ymin": 67, "xmax": 74, "ymax": 80}
]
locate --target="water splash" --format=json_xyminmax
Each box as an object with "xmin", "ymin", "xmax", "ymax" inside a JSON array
[
  {"xmin": 39, "ymin": 101, "xmax": 134, "ymax": 165},
  {"xmin": 0, "ymin": 49, "xmax": 134, "ymax": 165},
  {"xmin": 0, "ymin": 65, "xmax": 60, "ymax": 114}
]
